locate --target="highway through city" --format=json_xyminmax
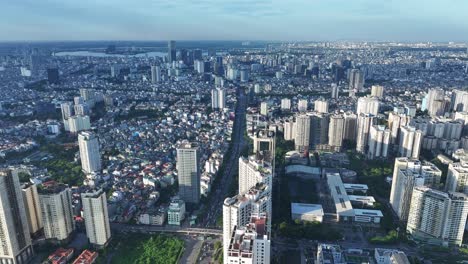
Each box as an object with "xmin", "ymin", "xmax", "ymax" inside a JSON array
[
  {"xmin": 200, "ymin": 87, "xmax": 247, "ymax": 228},
  {"xmin": 110, "ymin": 222, "xmax": 222, "ymax": 236}
]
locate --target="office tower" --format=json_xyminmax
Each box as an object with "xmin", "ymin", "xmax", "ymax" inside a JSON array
[
  {"xmin": 21, "ymin": 183, "xmax": 43, "ymax": 235},
  {"xmin": 450, "ymin": 90, "xmax": 468, "ymax": 112},
  {"xmin": 389, "ymin": 158, "xmax": 442, "ymax": 221},
  {"xmin": 314, "ymin": 99, "xmax": 329, "ymax": 113},
  {"xmin": 398, "ymin": 126, "xmax": 423, "ymax": 159},
  {"xmin": 316, "ymin": 244, "xmax": 345, "ymax": 264},
  {"xmin": 298, "ymin": 99, "xmax": 308, "ymax": 112},
  {"xmin": 225, "ymin": 215, "xmax": 270, "ymax": 264},
  {"xmin": 47, "ymin": 68, "xmax": 59, "ymax": 84},
  {"xmin": 281, "ymin": 98, "xmax": 291, "ymax": 111},
  {"xmin": 283, "ymin": 119, "xmax": 296, "ymax": 141},
  {"xmin": 367, "ymin": 125, "xmax": 390, "ymax": 159},
  {"xmin": 349, "ymin": 69, "xmax": 364, "ymax": 93},
  {"xmin": 239, "ymin": 156, "xmax": 273, "ymax": 195},
  {"xmin": 223, "ymin": 183, "xmax": 271, "ymax": 262},
  {"xmin": 343, "ymin": 112, "xmax": 357, "ymax": 142},
  {"xmin": 68, "ymin": 115, "xmax": 91, "ymax": 133},
  {"xmin": 0, "ymin": 169, "xmax": 34, "ymax": 264},
  {"xmin": 61, "ymin": 102, "xmax": 74, "ymax": 132},
  {"xmin": 295, "ymin": 114, "xmax": 311, "ymax": 152},
  {"xmin": 168, "ymin": 40, "xmax": 176, "ymax": 63},
  {"xmin": 176, "ymin": 142, "xmax": 201, "ymax": 204},
  {"xmin": 446, "ymin": 161, "xmax": 468, "ymax": 194},
  {"xmin": 81, "ymin": 189, "xmax": 111, "ymax": 248},
  {"xmin": 151, "ymin": 65, "xmax": 161, "ymax": 83},
  {"xmin": 260, "ymin": 102, "xmax": 268, "ymax": 116},
  {"xmin": 74, "ymin": 103, "xmax": 90, "ymax": 116},
  {"xmin": 407, "ymin": 187, "xmax": 468, "ymax": 246},
  {"xmin": 78, "ymin": 132, "xmax": 102, "ymax": 174},
  {"xmin": 356, "ymin": 114, "xmax": 374, "ymax": 153},
  {"xmin": 39, "ymin": 183, "xmax": 75, "ymax": 243},
  {"xmin": 371, "ymin": 85, "xmax": 384, "ymax": 98},
  {"xmin": 328, "ymin": 113, "xmax": 345, "ymax": 151},
  {"xmin": 426, "ymin": 88, "xmax": 446, "ymax": 117},
  {"xmin": 356, "ymin": 96, "xmax": 379, "ymax": 116},
  {"xmin": 388, "ymin": 112, "xmax": 411, "ymax": 145},
  {"xmin": 240, "ymin": 69, "xmax": 250, "ymax": 82},
  {"xmin": 211, "ymin": 88, "xmax": 226, "ymax": 110},
  {"xmin": 330, "ymin": 83, "xmax": 339, "ymax": 99}
]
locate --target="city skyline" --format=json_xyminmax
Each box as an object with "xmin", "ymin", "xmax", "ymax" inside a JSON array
[{"xmin": 1, "ymin": 0, "xmax": 468, "ymax": 42}]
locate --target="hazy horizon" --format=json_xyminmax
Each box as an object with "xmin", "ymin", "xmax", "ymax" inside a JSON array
[{"xmin": 1, "ymin": 0, "xmax": 468, "ymax": 42}]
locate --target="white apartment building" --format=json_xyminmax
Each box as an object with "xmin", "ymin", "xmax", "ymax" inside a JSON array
[
  {"xmin": 81, "ymin": 189, "xmax": 111, "ymax": 248},
  {"xmin": 21, "ymin": 183, "xmax": 43, "ymax": 235},
  {"xmin": 78, "ymin": 131, "xmax": 102, "ymax": 174}
]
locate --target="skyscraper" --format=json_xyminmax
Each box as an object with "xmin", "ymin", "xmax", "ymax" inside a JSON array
[
  {"xmin": 407, "ymin": 187, "xmax": 468, "ymax": 246},
  {"xmin": 388, "ymin": 112, "xmax": 411, "ymax": 145},
  {"xmin": 371, "ymin": 85, "xmax": 384, "ymax": 98},
  {"xmin": 349, "ymin": 69, "xmax": 364, "ymax": 95},
  {"xmin": 168, "ymin": 40, "xmax": 176, "ymax": 63},
  {"xmin": 0, "ymin": 169, "xmax": 34, "ymax": 264},
  {"xmin": 238, "ymin": 156, "xmax": 273, "ymax": 195},
  {"xmin": 211, "ymin": 88, "xmax": 226, "ymax": 110},
  {"xmin": 78, "ymin": 132, "xmax": 102, "ymax": 174},
  {"xmin": 343, "ymin": 112, "xmax": 357, "ymax": 142},
  {"xmin": 176, "ymin": 142, "xmax": 201, "ymax": 204},
  {"xmin": 446, "ymin": 160, "xmax": 468, "ymax": 194},
  {"xmin": 61, "ymin": 102, "xmax": 74, "ymax": 131},
  {"xmin": 328, "ymin": 113, "xmax": 345, "ymax": 151},
  {"xmin": 38, "ymin": 183, "xmax": 75, "ymax": 243},
  {"xmin": 389, "ymin": 158, "xmax": 442, "ymax": 222},
  {"xmin": 295, "ymin": 114, "xmax": 311, "ymax": 152},
  {"xmin": 330, "ymin": 83, "xmax": 339, "ymax": 99},
  {"xmin": 310, "ymin": 112, "xmax": 330, "ymax": 149},
  {"xmin": 356, "ymin": 96, "xmax": 379, "ymax": 116},
  {"xmin": 21, "ymin": 183, "xmax": 43, "ymax": 235},
  {"xmin": 426, "ymin": 88, "xmax": 446, "ymax": 117},
  {"xmin": 297, "ymin": 99, "xmax": 308, "ymax": 112},
  {"xmin": 81, "ymin": 189, "xmax": 112, "ymax": 248},
  {"xmin": 367, "ymin": 125, "xmax": 390, "ymax": 159},
  {"xmin": 398, "ymin": 126, "xmax": 423, "ymax": 159},
  {"xmin": 356, "ymin": 113, "xmax": 374, "ymax": 153},
  {"xmin": 151, "ymin": 65, "xmax": 161, "ymax": 83},
  {"xmin": 314, "ymin": 99, "xmax": 329, "ymax": 114},
  {"xmin": 281, "ymin": 98, "xmax": 291, "ymax": 111}
]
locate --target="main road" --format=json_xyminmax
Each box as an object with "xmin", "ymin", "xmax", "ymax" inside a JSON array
[{"xmin": 200, "ymin": 87, "xmax": 247, "ymax": 227}]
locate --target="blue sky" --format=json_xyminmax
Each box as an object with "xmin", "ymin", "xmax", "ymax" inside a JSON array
[{"xmin": 1, "ymin": 0, "xmax": 467, "ymax": 41}]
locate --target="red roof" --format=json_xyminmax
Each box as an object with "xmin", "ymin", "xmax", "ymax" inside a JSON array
[{"xmin": 72, "ymin": 250, "xmax": 98, "ymax": 264}]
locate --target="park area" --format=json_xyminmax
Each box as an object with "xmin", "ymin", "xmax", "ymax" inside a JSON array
[{"xmin": 108, "ymin": 234, "xmax": 184, "ymax": 264}]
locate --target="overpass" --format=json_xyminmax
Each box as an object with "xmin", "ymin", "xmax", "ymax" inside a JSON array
[{"xmin": 111, "ymin": 223, "xmax": 222, "ymax": 236}]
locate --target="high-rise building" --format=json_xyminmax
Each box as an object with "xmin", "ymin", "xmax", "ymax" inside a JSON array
[
  {"xmin": 356, "ymin": 113, "xmax": 374, "ymax": 153},
  {"xmin": 388, "ymin": 112, "xmax": 411, "ymax": 145},
  {"xmin": 78, "ymin": 132, "xmax": 102, "ymax": 174},
  {"xmin": 328, "ymin": 113, "xmax": 345, "ymax": 151},
  {"xmin": 349, "ymin": 69, "xmax": 364, "ymax": 95},
  {"xmin": 225, "ymin": 215, "xmax": 271, "ymax": 264},
  {"xmin": 356, "ymin": 97, "xmax": 379, "ymax": 116},
  {"xmin": 281, "ymin": 98, "xmax": 291, "ymax": 111},
  {"xmin": 367, "ymin": 125, "xmax": 390, "ymax": 159},
  {"xmin": 47, "ymin": 68, "xmax": 59, "ymax": 84},
  {"xmin": 398, "ymin": 126, "xmax": 423, "ymax": 159},
  {"xmin": 260, "ymin": 102, "xmax": 268, "ymax": 116},
  {"xmin": 295, "ymin": 114, "xmax": 311, "ymax": 152},
  {"xmin": 297, "ymin": 99, "xmax": 308, "ymax": 112},
  {"xmin": 81, "ymin": 189, "xmax": 111, "ymax": 248},
  {"xmin": 426, "ymin": 88, "xmax": 446, "ymax": 117},
  {"xmin": 314, "ymin": 99, "xmax": 329, "ymax": 114},
  {"xmin": 371, "ymin": 85, "xmax": 384, "ymax": 98},
  {"xmin": 283, "ymin": 119, "xmax": 296, "ymax": 141},
  {"xmin": 61, "ymin": 102, "xmax": 74, "ymax": 131},
  {"xmin": 343, "ymin": 112, "xmax": 357, "ymax": 142},
  {"xmin": 68, "ymin": 115, "xmax": 91, "ymax": 133},
  {"xmin": 211, "ymin": 88, "xmax": 226, "ymax": 110},
  {"xmin": 330, "ymin": 83, "xmax": 339, "ymax": 99},
  {"xmin": 389, "ymin": 158, "xmax": 441, "ymax": 222},
  {"xmin": 407, "ymin": 187, "xmax": 468, "ymax": 246},
  {"xmin": 223, "ymin": 183, "xmax": 271, "ymax": 262},
  {"xmin": 238, "ymin": 156, "xmax": 273, "ymax": 195},
  {"xmin": 310, "ymin": 112, "xmax": 330, "ymax": 150},
  {"xmin": 168, "ymin": 40, "xmax": 176, "ymax": 63},
  {"xmin": 151, "ymin": 65, "xmax": 161, "ymax": 83},
  {"xmin": 446, "ymin": 161, "xmax": 468, "ymax": 194},
  {"xmin": 167, "ymin": 197, "xmax": 186, "ymax": 226},
  {"xmin": 39, "ymin": 183, "xmax": 75, "ymax": 243},
  {"xmin": 0, "ymin": 169, "xmax": 34, "ymax": 264},
  {"xmin": 452, "ymin": 89, "xmax": 468, "ymax": 112},
  {"xmin": 176, "ymin": 142, "xmax": 201, "ymax": 204},
  {"xmin": 21, "ymin": 183, "xmax": 42, "ymax": 235},
  {"xmin": 74, "ymin": 103, "xmax": 90, "ymax": 116}
]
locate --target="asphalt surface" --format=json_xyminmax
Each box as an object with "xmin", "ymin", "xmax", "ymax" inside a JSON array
[{"xmin": 200, "ymin": 88, "xmax": 247, "ymax": 228}]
